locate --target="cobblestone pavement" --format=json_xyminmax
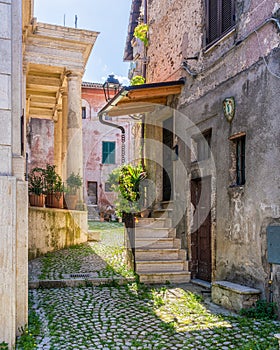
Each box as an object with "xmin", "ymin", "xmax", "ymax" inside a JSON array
[
  {"xmin": 24, "ymin": 223, "xmax": 280, "ymax": 349},
  {"xmin": 20, "ymin": 283, "xmax": 279, "ymax": 350}
]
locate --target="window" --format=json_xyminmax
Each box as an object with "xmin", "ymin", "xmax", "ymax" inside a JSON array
[
  {"xmin": 105, "ymin": 182, "xmax": 113, "ymax": 192},
  {"xmin": 102, "ymin": 141, "xmax": 115, "ymax": 164},
  {"xmin": 192, "ymin": 129, "xmax": 212, "ymax": 162},
  {"xmin": 235, "ymin": 136, "xmax": 245, "ymax": 185},
  {"xmin": 206, "ymin": 0, "xmax": 235, "ymax": 47},
  {"xmin": 82, "ymin": 107, "xmax": 86, "ymax": 119}
]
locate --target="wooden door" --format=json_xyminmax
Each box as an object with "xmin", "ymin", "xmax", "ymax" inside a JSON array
[
  {"xmin": 162, "ymin": 117, "xmax": 173, "ymax": 201},
  {"xmin": 87, "ymin": 181, "xmax": 97, "ymax": 205},
  {"xmin": 190, "ymin": 177, "xmax": 212, "ymax": 282}
]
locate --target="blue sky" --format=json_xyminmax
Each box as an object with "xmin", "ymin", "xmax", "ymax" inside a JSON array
[{"xmin": 34, "ymin": 0, "xmax": 131, "ymax": 84}]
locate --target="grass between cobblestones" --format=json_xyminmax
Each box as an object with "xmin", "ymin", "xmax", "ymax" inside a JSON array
[
  {"xmin": 19, "ymin": 283, "xmax": 280, "ymax": 349},
  {"xmin": 23, "ymin": 222, "xmax": 280, "ymax": 349},
  {"xmin": 37, "ymin": 222, "xmax": 133, "ymax": 280}
]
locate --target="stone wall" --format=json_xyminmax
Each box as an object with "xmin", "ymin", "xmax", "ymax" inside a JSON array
[
  {"xmin": 143, "ymin": 0, "xmax": 280, "ymax": 312},
  {"xmin": 180, "ymin": 49, "xmax": 280, "ymax": 309},
  {"xmin": 0, "ymin": 0, "xmax": 29, "ymax": 347},
  {"xmin": 28, "ymin": 207, "xmax": 88, "ymax": 259}
]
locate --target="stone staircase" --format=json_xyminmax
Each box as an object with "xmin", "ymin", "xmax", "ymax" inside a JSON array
[{"xmin": 134, "ymin": 203, "xmax": 191, "ymax": 284}]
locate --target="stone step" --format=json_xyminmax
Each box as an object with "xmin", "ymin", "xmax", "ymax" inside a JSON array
[
  {"xmin": 135, "ymin": 248, "xmax": 184, "ymax": 261},
  {"xmin": 139, "ymin": 271, "xmax": 191, "ymax": 284},
  {"xmin": 135, "ymin": 227, "xmax": 175, "ymax": 239},
  {"xmin": 160, "ymin": 201, "xmax": 174, "ymax": 210},
  {"xmin": 135, "ymin": 237, "xmax": 181, "ymax": 249},
  {"xmin": 136, "ymin": 259, "xmax": 186, "ymax": 273},
  {"xmin": 135, "ymin": 217, "xmax": 172, "ymax": 228},
  {"xmin": 152, "ymin": 208, "xmax": 173, "ymax": 218}
]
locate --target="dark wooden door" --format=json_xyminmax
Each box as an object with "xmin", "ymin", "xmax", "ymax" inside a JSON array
[
  {"xmin": 162, "ymin": 118, "xmax": 173, "ymax": 201},
  {"xmin": 87, "ymin": 181, "xmax": 97, "ymax": 205},
  {"xmin": 190, "ymin": 177, "xmax": 212, "ymax": 282}
]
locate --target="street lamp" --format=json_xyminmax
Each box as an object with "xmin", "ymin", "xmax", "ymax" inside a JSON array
[{"xmin": 102, "ymin": 74, "xmax": 121, "ymax": 102}]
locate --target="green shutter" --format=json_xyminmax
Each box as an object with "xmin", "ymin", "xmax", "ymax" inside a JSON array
[{"xmin": 102, "ymin": 142, "xmax": 116, "ymax": 164}]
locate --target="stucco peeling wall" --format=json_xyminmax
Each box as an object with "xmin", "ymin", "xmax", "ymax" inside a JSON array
[
  {"xmin": 179, "ymin": 49, "xmax": 280, "ymax": 310},
  {"xmin": 28, "ymin": 207, "xmax": 88, "ymax": 259}
]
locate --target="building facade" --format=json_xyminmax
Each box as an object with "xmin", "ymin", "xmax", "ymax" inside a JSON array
[
  {"xmin": 82, "ymin": 82, "xmax": 136, "ymax": 219},
  {"xmin": 120, "ymin": 0, "xmax": 280, "ymax": 311}
]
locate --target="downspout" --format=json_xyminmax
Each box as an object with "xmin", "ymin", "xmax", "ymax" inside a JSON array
[
  {"xmin": 98, "ymin": 88, "xmax": 130, "ymax": 165},
  {"xmin": 99, "ymin": 113, "xmax": 126, "ymax": 164}
]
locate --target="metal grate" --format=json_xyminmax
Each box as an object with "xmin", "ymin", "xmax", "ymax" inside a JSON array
[{"xmin": 69, "ymin": 273, "xmax": 90, "ymax": 278}]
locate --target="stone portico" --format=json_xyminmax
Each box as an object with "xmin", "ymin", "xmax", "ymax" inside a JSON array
[
  {"xmin": 24, "ymin": 19, "xmax": 99, "ymax": 184},
  {"xmin": 0, "ymin": 0, "xmax": 99, "ymax": 347}
]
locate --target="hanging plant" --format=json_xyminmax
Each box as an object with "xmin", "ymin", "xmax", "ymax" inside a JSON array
[
  {"xmin": 133, "ymin": 23, "xmax": 149, "ymax": 46},
  {"xmin": 130, "ymin": 75, "xmax": 145, "ymax": 86}
]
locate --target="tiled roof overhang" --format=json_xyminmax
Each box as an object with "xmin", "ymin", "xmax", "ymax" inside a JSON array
[
  {"xmin": 123, "ymin": 0, "xmax": 142, "ymax": 61},
  {"xmin": 98, "ymin": 80, "xmax": 184, "ymax": 117}
]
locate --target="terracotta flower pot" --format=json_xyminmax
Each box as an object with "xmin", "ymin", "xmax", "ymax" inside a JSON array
[
  {"xmin": 64, "ymin": 194, "xmax": 78, "ymax": 210},
  {"xmin": 45, "ymin": 192, "xmax": 64, "ymax": 209},
  {"xmin": 29, "ymin": 193, "xmax": 45, "ymax": 207}
]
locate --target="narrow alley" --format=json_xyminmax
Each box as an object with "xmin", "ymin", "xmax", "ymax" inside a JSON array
[{"xmin": 18, "ymin": 223, "xmax": 280, "ymax": 350}]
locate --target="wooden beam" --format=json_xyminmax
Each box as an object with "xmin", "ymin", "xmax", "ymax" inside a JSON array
[
  {"xmin": 127, "ymin": 85, "xmax": 183, "ymax": 100},
  {"xmin": 27, "ymin": 75, "xmax": 61, "ymax": 86}
]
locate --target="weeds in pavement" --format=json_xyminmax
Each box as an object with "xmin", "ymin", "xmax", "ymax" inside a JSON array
[
  {"xmin": 240, "ymin": 300, "xmax": 278, "ymax": 320},
  {"xmin": 16, "ymin": 295, "xmax": 41, "ymax": 349},
  {"xmin": 0, "ymin": 342, "xmax": 8, "ymax": 350}
]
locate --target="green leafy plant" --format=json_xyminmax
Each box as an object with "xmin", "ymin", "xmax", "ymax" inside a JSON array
[
  {"xmin": 108, "ymin": 165, "xmax": 147, "ymax": 216},
  {"xmin": 41, "ymin": 164, "xmax": 64, "ymax": 194},
  {"xmin": 240, "ymin": 300, "xmax": 278, "ymax": 320},
  {"xmin": 66, "ymin": 172, "xmax": 82, "ymax": 194},
  {"xmin": 130, "ymin": 75, "xmax": 145, "ymax": 86},
  {"xmin": 118, "ymin": 164, "xmax": 147, "ymax": 202},
  {"xmin": 133, "ymin": 23, "xmax": 149, "ymax": 46},
  {"xmin": 0, "ymin": 342, "xmax": 8, "ymax": 350},
  {"xmin": 28, "ymin": 167, "xmax": 45, "ymax": 195}
]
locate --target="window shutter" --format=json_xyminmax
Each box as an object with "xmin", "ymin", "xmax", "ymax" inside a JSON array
[
  {"xmin": 207, "ymin": 0, "xmax": 219, "ymax": 45},
  {"xmin": 222, "ymin": 0, "xmax": 235, "ymax": 33},
  {"xmin": 206, "ymin": 0, "xmax": 235, "ymax": 46},
  {"xmin": 102, "ymin": 142, "xmax": 116, "ymax": 164}
]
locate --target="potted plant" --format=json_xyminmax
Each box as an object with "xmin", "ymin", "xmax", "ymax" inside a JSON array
[
  {"xmin": 64, "ymin": 172, "xmax": 82, "ymax": 210},
  {"xmin": 130, "ymin": 75, "xmax": 145, "ymax": 86},
  {"xmin": 43, "ymin": 164, "xmax": 65, "ymax": 209},
  {"xmin": 133, "ymin": 23, "xmax": 149, "ymax": 46},
  {"xmin": 108, "ymin": 163, "xmax": 147, "ymax": 218},
  {"xmin": 28, "ymin": 167, "xmax": 45, "ymax": 207}
]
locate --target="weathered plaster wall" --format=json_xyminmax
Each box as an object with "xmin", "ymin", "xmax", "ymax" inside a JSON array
[
  {"xmin": 144, "ymin": 0, "xmax": 280, "ymax": 311},
  {"xmin": 82, "ymin": 85, "xmax": 136, "ymax": 209},
  {"xmin": 180, "ymin": 49, "xmax": 280, "ymax": 308},
  {"xmin": 147, "ymin": 0, "xmax": 202, "ymax": 82},
  {"xmin": 28, "ymin": 207, "xmax": 88, "ymax": 259},
  {"xmin": 27, "ymin": 118, "xmax": 54, "ymax": 170},
  {"xmin": 146, "ymin": 0, "xmax": 279, "ymax": 89}
]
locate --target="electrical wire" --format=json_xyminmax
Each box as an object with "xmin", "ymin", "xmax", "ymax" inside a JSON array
[{"xmin": 254, "ymin": 29, "xmax": 280, "ymax": 79}]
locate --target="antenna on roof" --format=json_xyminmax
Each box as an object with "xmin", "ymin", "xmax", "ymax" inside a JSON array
[
  {"xmin": 75, "ymin": 15, "xmax": 78, "ymax": 28},
  {"xmin": 64, "ymin": 14, "xmax": 66, "ymax": 26}
]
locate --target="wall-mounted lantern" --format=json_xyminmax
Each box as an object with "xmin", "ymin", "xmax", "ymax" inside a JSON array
[{"xmin": 102, "ymin": 74, "xmax": 121, "ymax": 102}]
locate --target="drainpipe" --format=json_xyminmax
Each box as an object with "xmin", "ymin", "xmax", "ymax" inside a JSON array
[
  {"xmin": 99, "ymin": 113, "xmax": 126, "ymax": 164},
  {"xmin": 98, "ymin": 88, "xmax": 130, "ymax": 165}
]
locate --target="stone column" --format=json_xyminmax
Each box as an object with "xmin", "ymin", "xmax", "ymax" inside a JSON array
[
  {"xmin": 66, "ymin": 71, "xmax": 83, "ymax": 200},
  {"xmin": 61, "ymin": 89, "xmax": 68, "ymax": 182},
  {"xmin": 53, "ymin": 107, "xmax": 63, "ymax": 177}
]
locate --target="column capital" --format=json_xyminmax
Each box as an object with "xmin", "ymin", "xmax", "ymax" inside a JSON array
[{"xmin": 65, "ymin": 70, "xmax": 83, "ymax": 79}]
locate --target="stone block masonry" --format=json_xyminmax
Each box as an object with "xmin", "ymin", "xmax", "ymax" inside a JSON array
[
  {"xmin": 212, "ymin": 281, "xmax": 261, "ymax": 312},
  {"xmin": 28, "ymin": 207, "xmax": 88, "ymax": 259}
]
